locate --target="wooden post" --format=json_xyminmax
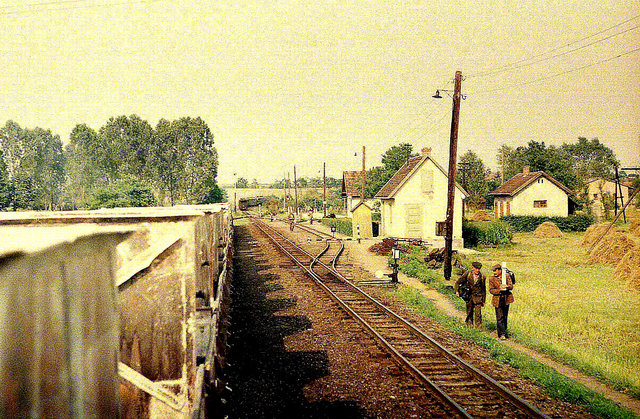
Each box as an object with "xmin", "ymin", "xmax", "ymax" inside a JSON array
[
  {"xmin": 444, "ymin": 71, "xmax": 462, "ymax": 282},
  {"xmin": 323, "ymin": 162, "xmax": 327, "ymax": 217},
  {"xmin": 361, "ymin": 146, "xmax": 366, "ymax": 203},
  {"xmin": 294, "ymin": 165, "xmax": 299, "ymax": 217}
]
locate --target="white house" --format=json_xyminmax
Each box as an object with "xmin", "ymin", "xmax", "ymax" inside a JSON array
[
  {"xmin": 491, "ymin": 167, "xmax": 573, "ymax": 217},
  {"xmin": 375, "ymin": 148, "xmax": 467, "ymax": 248},
  {"xmin": 584, "ymin": 178, "xmax": 635, "ymax": 218}
]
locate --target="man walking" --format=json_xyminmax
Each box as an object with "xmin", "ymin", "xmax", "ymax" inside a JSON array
[
  {"xmin": 455, "ymin": 262, "xmax": 486, "ymax": 327},
  {"xmin": 489, "ymin": 264, "xmax": 515, "ymax": 340}
]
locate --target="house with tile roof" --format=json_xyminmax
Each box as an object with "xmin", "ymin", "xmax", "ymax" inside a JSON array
[
  {"xmin": 583, "ymin": 178, "xmax": 635, "ymax": 219},
  {"xmin": 490, "ymin": 167, "xmax": 573, "ymax": 218},
  {"xmin": 341, "ymin": 170, "xmax": 368, "ymax": 216},
  {"xmin": 374, "ymin": 148, "xmax": 467, "ymax": 248}
]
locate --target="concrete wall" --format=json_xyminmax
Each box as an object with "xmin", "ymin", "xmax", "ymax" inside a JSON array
[{"xmin": 379, "ymin": 159, "xmax": 464, "ymax": 249}]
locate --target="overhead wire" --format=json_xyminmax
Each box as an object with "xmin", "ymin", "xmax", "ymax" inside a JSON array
[
  {"xmin": 468, "ymin": 45, "xmax": 640, "ymax": 96},
  {"xmin": 467, "ymin": 13, "xmax": 640, "ymax": 78},
  {"xmin": 0, "ymin": 0, "xmax": 165, "ymax": 15}
]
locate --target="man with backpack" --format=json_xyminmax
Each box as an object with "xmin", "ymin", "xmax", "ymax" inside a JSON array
[{"xmin": 455, "ymin": 262, "xmax": 486, "ymax": 327}]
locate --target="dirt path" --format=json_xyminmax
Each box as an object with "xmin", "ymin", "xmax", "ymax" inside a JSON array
[{"xmin": 302, "ymin": 221, "xmax": 640, "ymax": 417}]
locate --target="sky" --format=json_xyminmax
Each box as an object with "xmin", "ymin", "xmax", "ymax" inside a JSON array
[{"xmin": 1, "ymin": 0, "xmax": 639, "ymax": 186}]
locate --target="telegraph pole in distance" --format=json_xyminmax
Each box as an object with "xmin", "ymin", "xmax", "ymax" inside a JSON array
[
  {"xmin": 323, "ymin": 162, "xmax": 327, "ymax": 217},
  {"xmin": 444, "ymin": 71, "xmax": 462, "ymax": 283},
  {"xmin": 361, "ymin": 146, "xmax": 366, "ymax": 203},
  {"xmin": 294, "ymin": 165, "xmax": 299, "ymax": 218}
]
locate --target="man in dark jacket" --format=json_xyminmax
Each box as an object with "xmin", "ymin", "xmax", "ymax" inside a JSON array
[
  {"xmin": 489, "ymin": 264, "xmax": 515, "ymax": 340},
  {"xmin": 455, "ymin": 261, "xmax": 486, "ymax": 327}
]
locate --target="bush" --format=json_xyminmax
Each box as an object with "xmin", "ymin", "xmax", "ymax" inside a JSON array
[
  {"xmin": 463, "ymin": 220, "xmax": 513, "ymax": 247},
  {"xmin": 86, "ymin": 178, "xmax": 156, "ymax": 209},
  {"xmin": 501, "ymin": 214, "xmax": 594, "ymax": 232},
  {"xmin": 321, "ymin": 218, "xmax": 352, "ymax": 236}
]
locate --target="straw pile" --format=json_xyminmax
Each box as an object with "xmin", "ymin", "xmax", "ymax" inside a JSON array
[
  {"xmin": 590, "ymin": 232, "xmax": 636, "ymax": 265},
  {"xmin": 533, "ymin": 221, "xmax": 563, "ymax": 238},
  {"xmin": 614, "ymin": 245, "xmax": 640, "ymax": 290},
  {"xmin": 470, "ymin": 210, "xmax": 492, "ymax": 221},
  {"xmin": 630, "ymin": 219, "xmax": 640, "ymax": 237},
  {"xmin": 581, "ymin": 224, "xmax": 621, "ymax": 247}
]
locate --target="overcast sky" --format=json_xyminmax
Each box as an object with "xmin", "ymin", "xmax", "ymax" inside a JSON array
[{"xmin": 1, "ymin": 0, "xmax": 638, "ymax": 185}]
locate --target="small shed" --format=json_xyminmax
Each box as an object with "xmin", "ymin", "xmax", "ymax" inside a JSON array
[
  {"xmin": 341, "ymin": 170, "xmax": 365, "ymax": 215},
  {"xmin": 351, "ymin": 200, "xmax": 373, "ymax": 239},
  {"xmin": 491, "ymin": 167, "xmax": 573, "ymax": 217}
]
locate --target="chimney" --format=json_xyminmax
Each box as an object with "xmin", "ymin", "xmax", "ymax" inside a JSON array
[
  {"xmin": 421, "ymin": 147, "xmax": 432, "ymax": 156},
  {"xmin": 522, "ymin": 166, "xmax": 530, "ymax": 174}
]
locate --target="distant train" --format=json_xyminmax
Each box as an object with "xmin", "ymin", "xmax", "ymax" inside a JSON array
[{"xmin": 238, "ymin": 196, "xmax": 265, "ymax": 210}]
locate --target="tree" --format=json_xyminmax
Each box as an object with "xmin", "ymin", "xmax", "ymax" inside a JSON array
[
  {"xmin": 364, "ymin": 143, "xmax": 419, "ymax": 198},
  {"xmin": 0, "ymin": 150, "xmax": 12, "ymax": 209},
  {"xmin": 85, "ymin": 177, "xmax": 156, "ymax": 209},
  {"xmin": 562, "ymin": 137, "xmax": 618, "ymax": 184},
  {"xmin": 99, "ymin": 115, "xmax": 154, "ymax": 182},
  {"xmin": 459, "ymin": 150, "xmax": 488, "ymax": 208},
  {"xmin": 236, "ymin": 177, "xmax": 249, "ymax": 188},
  {"xmin": 250, "ymin": 178, "xmax": 259, "ymax": 188},
  {"xmin": 64, "ymin": 124, "xmax": 105, "ymax": 203},
  {"xmin": 0, "ymin": 122, "xmax": 65, "ymax": 209}
]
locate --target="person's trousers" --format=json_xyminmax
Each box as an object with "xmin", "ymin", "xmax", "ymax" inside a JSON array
[
  {"xmin": 465, "ymin": 301, "xmax": 482, "ymax": 326},
  {"xmin": 495, "ymin": 304, "xmax": 510, "ymax": 337}
]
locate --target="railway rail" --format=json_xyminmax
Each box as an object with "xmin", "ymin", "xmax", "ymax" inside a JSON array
[{"xmin": 250, "ymin": 216, "xmax": 549, "ymax": 419}]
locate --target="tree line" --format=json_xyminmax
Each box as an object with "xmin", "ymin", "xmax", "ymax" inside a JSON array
[{"xmin": 0, "ymin": 116, "xmax": 222, "ymax": 210}]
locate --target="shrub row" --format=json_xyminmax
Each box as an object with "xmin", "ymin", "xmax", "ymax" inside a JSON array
[
  {"xmin": 500, "ymin": 214, "xmax": 594, "ymax": 232},
  {"xmin": 320, "ymin": 218, "xmax": 352, "ymax": 236},
  {"xmin": 463, "ymin": 220, "xmax": 513, "ymax": 247}
]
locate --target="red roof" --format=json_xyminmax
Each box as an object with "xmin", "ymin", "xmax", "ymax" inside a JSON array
[
  {"xmin": 491, "ymin": 171, "xmax": 573, "ymax": 196},
  {"xmin": 375, "ymin": 156, "xmax": 423, "ymax": 198},
  {"xmin": 375, "ymin": 155, "xmax": 467, "ymax": 198},
  {"xmin": 342, "ymin": 171, "xmax": 366, "ymax": 197}
]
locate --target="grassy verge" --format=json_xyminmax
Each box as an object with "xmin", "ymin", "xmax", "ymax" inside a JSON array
[
  {"xmin": 393, "ymin": 287, "xmax": 636, "ymax": 419},
  {"xmin": 394, "ymin": 232, "xmax": 640, "ymax": 401}
]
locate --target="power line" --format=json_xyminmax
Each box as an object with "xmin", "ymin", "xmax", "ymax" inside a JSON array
[
  {"xmin": 468, "ymin": 14, "xmax": 640, "ymax": 78},
  {"xmin": 469, "ymin": 45, "xmax": 640, "ymax": 96},
  {"xmin": 0, "ymin": 0, "xmax": 165, "ymax": 15}
]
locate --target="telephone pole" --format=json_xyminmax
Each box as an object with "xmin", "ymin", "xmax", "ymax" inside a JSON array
[
  {"xmin": 294, "ymin": 165, "xmax": 299, "ymax": 218},
  {"xmin": 444, "ymin": 71, "xmax": 462, "ymax": 283},
  {"xmin": 323, "ymin": 162, "xmax": 327, "ymax": 217},
  {"xmin": 361, "ymin": 146, "xmax": 366, "ymax": 202}
]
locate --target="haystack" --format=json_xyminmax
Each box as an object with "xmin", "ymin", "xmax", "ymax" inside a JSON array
[
  {"xmin": 581, "ymin": 224, "xmax": 622, "ymax": 247},
  {"xmin": 533, "ymin": 221, "xmax": 563, "ymax": 238},
  {"xmin": 629, "ymin": 219, "xmax": 640, "ymax": 237},
  {"xmin": 614, "ymin": 245, "xmax": 640, "ymax": 290},
  {"xmin": 590, "ymin": 232, "xmax": 636, "ymax": 265},
  {"xmin": 470, "ymin": 210, "xmax": 492, "ymax": 222}
]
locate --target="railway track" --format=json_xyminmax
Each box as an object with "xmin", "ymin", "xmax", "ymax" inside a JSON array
[{"xmin": 251, "ymin": 216, "xmax": 549, "ymax": 419}]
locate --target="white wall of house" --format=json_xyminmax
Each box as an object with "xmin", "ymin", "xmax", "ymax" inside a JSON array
[
  {"xmin": 508, "ymin": 178, "xmax": 568, "ymax": 217},
  {"xmin": 586, "ymin": 180, "xmax": 634, "ymax": 218},
  {"xmin": 379, "ymin": 159, "xmax": 464, "ymax": 249}
]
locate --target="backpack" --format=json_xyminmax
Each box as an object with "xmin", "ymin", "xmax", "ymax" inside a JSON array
[
  {"xmin": 505, "ymin": 268, "xmax": 516, "ymax": 284},
  {"xmin": 459, "ymin": 282, "xmax": 471, "ymax": 302}
]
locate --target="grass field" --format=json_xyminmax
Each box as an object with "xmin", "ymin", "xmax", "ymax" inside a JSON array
[{"xmin": 464, "ymin": 232, "xmax": 640, "ymax": 398}]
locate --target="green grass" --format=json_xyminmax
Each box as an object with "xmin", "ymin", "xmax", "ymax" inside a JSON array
[
  {"xmin": 474, "ymin": 232, "xmax": 640, "ymax": 399},
  {"xmin": 393, "ymin": 287, "xmax": 637, "ymax": 419}
]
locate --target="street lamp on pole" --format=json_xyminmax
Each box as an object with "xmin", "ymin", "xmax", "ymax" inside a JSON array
[{"xmin": 433, "ymin": 71, "xmax": 463, "ymax": 283}]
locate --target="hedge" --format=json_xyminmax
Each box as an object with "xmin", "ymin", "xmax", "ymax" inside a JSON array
[
  {"xmin": 321, "ymin": 218, "xmax": 352, "ymax": 236},
  {"xmin": 463, "ymin": 220, "xmax": 513, "ymax": 247},
  {"xmin": 500, "ymin": 214, "xmax": 594, "ymax": 232}
]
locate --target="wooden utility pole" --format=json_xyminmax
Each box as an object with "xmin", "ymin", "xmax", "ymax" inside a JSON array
[
  {"xmin": 294, "ymin": 165, "xmax": 299, "ymax": 217},
  {"xmin": 361, "ymin": 146, "xmax": 366, "ymax": 202},
  {"xmin": 323, "ymin": 162, "xmax": 327, "ymax": 217},
  {"xmin": 444, "ymin": 71, "xmax": 462, "ymax": 283}
]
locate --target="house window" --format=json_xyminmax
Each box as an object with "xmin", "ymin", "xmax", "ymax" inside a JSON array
[
  {"xmin": 593, "ymin": 193, "xmax": 598, "ymax": 199},
  {"xmin": 534, "ymin": 200, "xmax": 547, "ymax": 208},
  {"xmin": 537, "ymin": 178, "xmax": 544, "ymax": 183},
  {"xmin": 436, "ymin": 221, "xmax": 446, "ymax": 236},
  {"xmin": 421, "ymin": 169, "xmax": 433, "ymax": 193}
]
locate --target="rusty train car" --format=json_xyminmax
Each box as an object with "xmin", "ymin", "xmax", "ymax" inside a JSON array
[{"xmin": 0, "ymin": 204, "xmax": 232, "ymax": 417}]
